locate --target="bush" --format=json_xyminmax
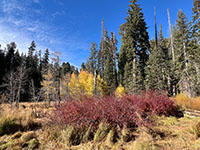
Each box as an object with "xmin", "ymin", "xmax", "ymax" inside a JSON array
[
  {"xmin": 0, "ymin": 117, "xmax": 22, "ymax": 136},
  {"xmin": 52, "ymin": 91, "xmax": 180, "ymax": 129},
  {"xmin": 174, "ymin": 93, "xmax": 200, "ymax": 110},
  {"xmin": 114, "ymin": 84, "xmax": 126, "ymax": 98}
]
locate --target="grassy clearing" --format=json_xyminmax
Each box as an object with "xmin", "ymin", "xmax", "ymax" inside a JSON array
[{"xmin": 0, "ymin": 102, "xmax": 200, "ymax": 150}]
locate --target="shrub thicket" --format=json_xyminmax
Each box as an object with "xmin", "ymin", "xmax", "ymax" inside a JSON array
[{"xmin": 52, "ymin": 91, "xmax": 180, "ymax": 129}]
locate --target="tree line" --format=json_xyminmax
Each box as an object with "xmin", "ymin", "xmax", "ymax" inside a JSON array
[
  {"xmin": 0, "ymin": 0, "xmax": 200, "ymax": 106},
  {"xmin": 0, "ymin": 41, "xmax": 79, "ymax": 106},
  {"xmin": 83, "ymin": 0, "xmax": 200, "ymax": 97}
]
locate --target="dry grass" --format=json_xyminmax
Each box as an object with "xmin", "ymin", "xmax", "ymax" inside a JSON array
[
  {"xmin": 0, "ymin": 102, "xmax": 200, "ymax": 150},
  {"xmin": 173, "ymin": 93, "xmax": 200, "ymax": 110}
]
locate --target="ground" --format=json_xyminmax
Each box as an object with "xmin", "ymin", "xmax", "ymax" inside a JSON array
[{"xmin": 0, "ymin": 102, "xmax": 200, "ymax": 150}]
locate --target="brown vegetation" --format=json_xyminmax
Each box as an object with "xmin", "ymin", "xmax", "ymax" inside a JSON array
[{"xmin": 0, "ymin": 96, "xmax": 199, "ymax": 150}]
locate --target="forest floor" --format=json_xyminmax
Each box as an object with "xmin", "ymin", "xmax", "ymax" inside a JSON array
[{"xmin": 0, "ymin": 102, "xmax": 200, "ymax": 150}]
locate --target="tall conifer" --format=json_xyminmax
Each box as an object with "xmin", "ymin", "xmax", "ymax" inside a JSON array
[{"xmin": 118, "ymin": 0, "xmax": 149, "ymax": 93}]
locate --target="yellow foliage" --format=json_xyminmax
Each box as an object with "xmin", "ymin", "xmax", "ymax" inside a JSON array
[
  {"xmin": 79, "ymin": 71, "xmax": 94, "ymax": 97},
  {"xmin": 97, "ymin": 75, "xmax": 108, "ymax": 96},
  {"xmin": 174, "ymin": 93, "xmax": 200, "ymax": 110},
  {"xmin": 67, "ymin": 73, "xmax": 78, "ymax": 96},
  {"xmin": 60, "ymin": 74, "xmax": 70, "ymax": 98},
  {"xmin": 41, "ymin": 70, "xmax": 56, "ymax": 98},
  {"xmin": 68, "ymin": 71, "xmax": 108, "ymax": 98},
  {"xmin": 173, "ymin": 93, "xmax": 189, "ymax": 107},
  {"xmin": 114, "ymin": 84, "xmax": 126, "ymax": 98}
]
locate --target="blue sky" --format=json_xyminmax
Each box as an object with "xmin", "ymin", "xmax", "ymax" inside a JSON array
[{"xmin": 0, "ymin": 0, "xmax": 194, "ymax": 67}]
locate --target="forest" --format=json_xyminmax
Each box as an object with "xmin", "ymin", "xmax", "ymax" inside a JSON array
[{"xmin": 0, "ymin": 0, "xmax": 200, "ymax": 149}]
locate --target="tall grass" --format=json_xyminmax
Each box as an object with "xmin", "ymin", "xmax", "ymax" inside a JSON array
[{"xmin": 173, "ymin": 93, "xmax": 200, "ymax": 110}]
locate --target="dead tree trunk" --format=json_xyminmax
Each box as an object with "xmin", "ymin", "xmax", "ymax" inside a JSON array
[
  {"xmin": 167, "ymin": 8, "xmax": 176, "ymax": 95},
  {"xmin": 94, "ymin": 70, "xmax": 97, "ymax": 95}
]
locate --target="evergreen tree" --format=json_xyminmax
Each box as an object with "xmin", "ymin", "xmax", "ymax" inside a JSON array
[
  {"xmin": 5, "ymin": 42, "xmax": 17, "ymax": 72},
  {"xmin": 110, "ymin": 32, "xmax": 118, "ymax": 90},
  {"xmin": 41, "ymin": 49, "xmax": 49, "ymax": 75},
  {"xmin": 61, "ymin": 62, "xmax": 71, "ymax": 76},
  {"xmin": 97, "ymin": 19, "xmax": 105, "ymax": 77},
  {"xmin": 81, "ymin": 62, "xmax": 86, "ymax": 71},
  {"xmin": 13, "ymin": 50, "xmax": 22, "ymax": 70},
  {"xmin": 100, "ymin": 31, "xmax": 118, "ymax": 94},
  {"xmin": 25, "ymin": 41, "xmax": 40, "ymax": 101},
  {"xmin": 28, "ymin": 41, "xmax": 36, "ymax": 58},
  {"xmin": 87, "ymin": 42, "xmax": 98, "ymax": 74},
  {"xmin": 173, "ymin": 10, "xmax": 190, "ymax": 95},
  {"xmin": 104, "ymin": 49, "xmax": 116, "ymax": 94},
  {"xmin": 0, "ymin": 45, "xmax": 6, "ymax": 87},
  {"xmin": 118, "ymin": 0, "xmax": 149, "ymax": 93},
  {"xmin": 191, "ymin": 2, "xmax": 200, "ymax": 96},
  {"xmin": 145, "ymin": 25, "xmax": 169, "ymax": 91},
  {"xmin": 97, "ymin": 29, "xmax": 110, "ymax": 78}
]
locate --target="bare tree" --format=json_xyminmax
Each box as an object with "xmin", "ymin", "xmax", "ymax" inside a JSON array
[
  {"xmin": 16, "ymin": 65, "xmax": 26, "ymax": 107},
  {"xmin": 4, "ymin": 65, "xmax": 26, "ymax": 107},
  {"xmin": 52, "ymin": 51, "xmax": 61, "ymax": 106},
  {"xmin": 5, "ymin": 71, "xmax": 16, "ymax": 107}
]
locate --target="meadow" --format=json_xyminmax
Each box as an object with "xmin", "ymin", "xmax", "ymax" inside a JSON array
[{"xmin": 0, "ymin": 91, "xmax": 200, "ymax": 150}]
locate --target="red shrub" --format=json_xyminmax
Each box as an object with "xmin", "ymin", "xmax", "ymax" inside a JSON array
[{"xmin": 51, "ymin": 91, "xmax": 180, "ymax": 128}]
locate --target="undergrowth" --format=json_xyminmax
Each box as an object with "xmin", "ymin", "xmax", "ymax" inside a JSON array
[
  {"xmin": 50, "ymin": 91, "xmax": 182, "ymax": 146},
  {"xmin": 174, "ymin": 93, "xmax": 200, "ymax": 110},
  {"xmin": 52, "ymin": 91, "xmax": 181, "ymax": 128}
]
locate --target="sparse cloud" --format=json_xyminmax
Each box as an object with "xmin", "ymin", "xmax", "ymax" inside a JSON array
[
  {"xmin": 52, "ymin": 10, "xmax": 66, "ymax": 18},
  {"xmin": 1, "ymin": 0, "xmax": 26, "ymax": 14},
  {"xmin": 33, "ymin": 0, "xmax": 40, "ymax": 3},
  {"xmin": 0, "ymin": 23, "xmax": 46, "ymax": 54},
  {"xmin": 0, "ymin": 0, "xmax": 90, "ymax": 66}
]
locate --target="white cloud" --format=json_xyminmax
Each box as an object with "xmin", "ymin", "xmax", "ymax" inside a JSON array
[
  {"xmin": 52, "ymin": 10, "xmax": 66, "ymax": 18},
  {"xmin": 1, "ymin": 0, "xmax": 25, "ymax": 14},
  {"xmin": 0, "ymin": 0, "xmax": 55, "ymax": 52},
  {"xmin": 0, "ymin": 0, "xmax": 90, "ymax": 66},
  {"xmin": 33, "ymin": 0, "xmax": 40, "ymax": 3},
  {"xmin": 0, "ymin": 24, "xmax": 46, "ymax": 54}
]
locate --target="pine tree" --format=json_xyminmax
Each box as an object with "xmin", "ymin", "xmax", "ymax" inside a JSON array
[
  {"xmin": 145, "ymin": 25, "xmax": 169, "ymax": 91},
  {"xmin": 81, "ymin": 62, "xmax": 86, "ymax": 71},
  {"xmin": 25, "ymin": 41, "xmax": 40, "ymax": 101},
  {"xmin": 97, "ymin": 29, "xmax": 110, "ymax": 78},
  {"xmin": 13, "ymin": 50, "xmax": 22, "ymax": 70},
  {"xmin": 61, "ymin": 62, "xmax": 71, "ymax": 76},
  {"xmin": 5, "ymin": 42, "xmax": 17, "ymax": 72},
  {"xmin": 172, "ymin": 10, "xmax": 190, "ymax": 95},
  {"xmin": 97, "ymin": 19, "xmax": 105, "ymax": 77},
  {"xmin": 191, "ymin": 1, "xmax": 200, "ymax": 96},
  {"xmin": 100, "ymin": 31, "xmax": 118, "ymax": 94},
  {"xmin": 41, "ymin": 49, "xmax": 49, "ymax": 75},
  {"xmin": 0, "ymin": 46, "xmax": 5, "ymax": 87},
  {"xmin": 87, "ymin": 42, "xmax": 98, "ymax": 74},
  {"xmin": 104, "ymin": 50, "xmax": 116, "ymax": 94},
  {"xmin": 110, "ymin": 32, "xmax": 118, "ymax": 91},
  {"xmin": 118, "ymin": 0, "xmax": 149, "ymax": 93}
]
